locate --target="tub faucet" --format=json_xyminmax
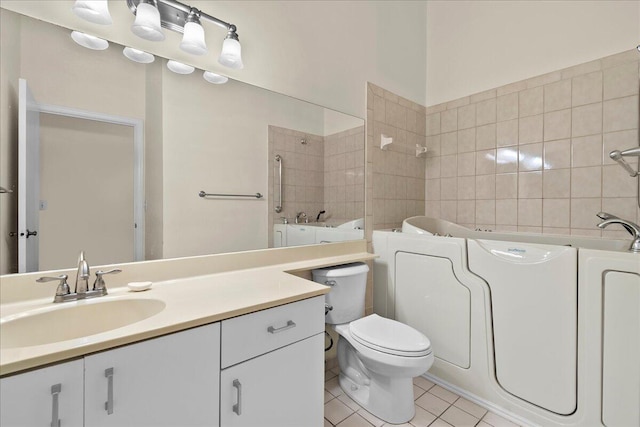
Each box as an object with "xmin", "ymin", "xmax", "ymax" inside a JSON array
[
  {"xmin": 296, "ymin": 212, "xmax": 308, "ymax": 224},
  {"xmin": 596, "ymin": 213, "xmax": 640, "ymax": 253}
]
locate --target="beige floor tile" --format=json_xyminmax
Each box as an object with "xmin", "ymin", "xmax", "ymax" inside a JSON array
[
  {"xmin": 326, "ymin": 369, "xmax": 338, "ymax": 381},
  {"xmin": 325, "ymin": 418, "xmax": 334, "ymax": 427},
  {"xmin": 381, "ymin": 423, "xmax": 412, "ymax": 427},
  {"xmin": 429, "ymin": 385, "xmax": 460, "ymax": 404},
  {"xmin": 476, "ymin": 422, "xmax": 493, "ymax": 427},
  {"xmin": 331, "ymin": 366, "xmax": 341, "ymax": 376},
  {"xmin": 453, "ymin": 397, "xmax": 488, "ymax": 419},
  {"xmin": 357, "ymin": 408, "xmax": 385, "ymax": 427},
  {"xmin": 440, "ymin": 406, "xmax": 480, "ymax": 427},
  {"xmin": 429, "ymin": 419, "xmax": 455, "ymax": 427},
  {"xmin": 338, "ymin": 393, "xmax": 362, "ymax": 412},
  {"xmin": 325, "ymin": 390, "xmax": 336, "ymax": 404},
  {"xmin": 415, "ymin": 392, "xmax": 451, "ymax": 416},
  {"xmin": 409, "ymin": 405, "xmax": 437, "ymax": 427},
  {"xmin": 482, "ymin": 411, "xmax": 519, "ymax": 427},
  {"xmin": 326, "ymin": 376, "xmax": 344, "ymax": 397},
  {"xmin": 337, "ymin": 413, "xmax": 374, "ymax": 427},
  {"xmin": 414, "ymin": 385, "xmax": 427, "ymax": 400},
  {"xmin": 325, "ymin": 397, "xmax": 355, "ymax": 425},
  {"xmin": 413, "ymin": 376, "xmax": 436, "ymax": 391}
]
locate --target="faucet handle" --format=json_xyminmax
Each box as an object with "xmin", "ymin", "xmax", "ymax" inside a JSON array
[
  {"xmin": 93, "ymin": 269, "xmax": 122, "ymax": 293},
  {"xmin": 37, "ymin": 275, "xmax": 70, "ymax": 298}
]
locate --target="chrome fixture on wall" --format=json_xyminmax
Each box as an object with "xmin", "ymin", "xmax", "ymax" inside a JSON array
[{"xmin": 71, "ymin": 0, "xmax": 243, "ymax": 70}]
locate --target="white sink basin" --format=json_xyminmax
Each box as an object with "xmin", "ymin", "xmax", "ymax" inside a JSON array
[{"xmin": 1, "ymin": 298, "xmax": 166, "ymax": 349}]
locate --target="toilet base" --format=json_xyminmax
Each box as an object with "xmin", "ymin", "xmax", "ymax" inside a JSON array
[{"xmin": 339, "ymin": 371, "xmax": 415, "ymax": 424}]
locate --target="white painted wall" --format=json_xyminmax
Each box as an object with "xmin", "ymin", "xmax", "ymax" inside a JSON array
[
  {"xmin": 1, "ymin": 1, "xmax": 428, "ymax": 118},
  {"xmin": 426, "ymin": 0, "xmax": 640, "ymax": 105}
]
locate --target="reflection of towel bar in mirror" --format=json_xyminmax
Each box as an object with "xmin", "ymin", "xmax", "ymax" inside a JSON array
[
  {"xmin": 0, "ymin": 186, "xmax": 13, "ymax": 194},
  {"xmin": 199, "ymin": 191, "xmax": 263, "ymax": 199},
  {"xmin": 275, "ymin": 154, "xmax": 283, "ymax": 213}
]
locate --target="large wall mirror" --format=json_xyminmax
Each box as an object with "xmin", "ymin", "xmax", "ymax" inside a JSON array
[{"xmin": 0, "ymin": 8, "xmax": 365, "ymax": 274}]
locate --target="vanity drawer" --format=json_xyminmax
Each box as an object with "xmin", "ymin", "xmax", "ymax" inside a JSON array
[{"xmin": 221, "ymin": 296, "xmax": 324, "ymax": 368}]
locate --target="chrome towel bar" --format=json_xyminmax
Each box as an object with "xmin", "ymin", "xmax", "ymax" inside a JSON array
[
  {"xmin": 275, "ymin": 154, "xmax": 283, "ymax": 213},
  {"xmin": 199, "ymin": 191, "xmax": 263, "ymax": 199}
]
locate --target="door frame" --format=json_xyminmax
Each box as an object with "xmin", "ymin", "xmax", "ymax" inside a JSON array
[{"xmin": 37, "ymin": 103, "xmax": 145, "ymax": 262}]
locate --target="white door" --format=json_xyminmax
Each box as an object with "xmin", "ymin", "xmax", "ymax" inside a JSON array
[
  {"xmin": 0, "ymin": 359, "xmax": 84, "ymax": 427},
  {"xmin": 18, "ymin": 78, "xmax": 40, "ymax": 273},
  {"xmin": 84, "ymin": 323, "xmax": 220, "ymax": 427},
  {"xmin": 220, "ymin": 333, "xmax": 324, "ymax": 427}
]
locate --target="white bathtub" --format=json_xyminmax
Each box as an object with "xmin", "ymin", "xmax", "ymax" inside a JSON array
[{"xmin": 373, "ymin": 217, "xmax": 639, "ymax": 427}]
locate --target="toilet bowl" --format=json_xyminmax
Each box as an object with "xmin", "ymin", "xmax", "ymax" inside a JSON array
[{"xmin": 313, "ymin": 263, "xmax": 433, "ymax": 424}]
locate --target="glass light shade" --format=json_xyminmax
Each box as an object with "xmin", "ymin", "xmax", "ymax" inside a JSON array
[
  {"xmin": 123, "ymin": 47, "xmax": 155, "ymax": 64},
  {"xmin": 71, "ymin": 31, "xmax": 109, "ymax": 50},
  {"xmin": 218, "ymin": 37, "xmax": 243, "ymax": 69},
  {"xmin": 167, "ymin": 60, "xmax": 195, "ymax": 75},
  {"xmin": 180, "ymin": 21, "xmax": 208, "ymax": 55},
  {"xmin": 131, "ymin": 2, "xmax": 165, "ymax": 42},
  {"xmin": 203, "ymin": 71, "xmax": 228, "ymax": 84},
  {"xmin": 72, "ymin": 0, "xmax": 113, "ymax": 25}
]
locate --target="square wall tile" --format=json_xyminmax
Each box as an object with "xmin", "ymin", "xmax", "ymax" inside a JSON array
[
  {"xmin": 441, "ymin": 109, "xmax": 458, "ymax": 133},
  {"xmin": 519, "ymin": 86, "xmax": 544, "ymax": 117},
  {"xmin": 476, "ymin": 174, "xmax": 496, "ymax": 200},
  {"xmin": 497, "ymin": 92, "xmax": 519, "ymax": 121},
  {"xmin": 603, "ymin": 130, "xmax": 639, "ymax": 166},
  {"xmin": 572, "ymin": 71, "xmax": 603, "ymax": 106},
  {"xmin": 544, "ymin": 79, "xmax": 572, "ymax": 112},
  {"xmin": 458, "ymin": 176, "xmax": 476, "ymax": 199},
  {"xmin": 476, "ymin": 149, "xmax": 497, "ymax": 175},
  {"xmin": 497, "ymin": 119, "xmax": 519, "ymax": 147},
  {"xmin": 602, "ymin": 164, "xmax": 638, "ymax": 197},
  {"xmin": 544, "ymin": 139, "xmax": 571, "ymax": 169},
  {"xmin": 441, "ymin": 131, "xmax": 458, "ymax": 155},
  {"xmin": 458, "ymin": 152, "xmax": 476, "ymax": 177},
  {"xmin": 572, "ymin": 103, "xmax": 603, "ymax": 137},
  {"xmin": 519, "ymin": 143, "xmax": 543, "ymax": 171},
  {"xmin": 518, "ymin": 171, "xmax": 543, "ymax": 198},
  {"xmin": 496, "ymin": 173, "xmax": 518, "ymax": 199},
  {"xmin": 441, "ymin": 177, "xmax": 458, "ymax": 200},
  {"xmin": 477, "ymin": 98, "xmax": 497, "ymax": 125},
  {"xmin": 457, "ymin": 200, "xmax": 476, "ymax": 224},
  {"xmin": 543, "ymin": 169, "xmax": 571, "ymax": 198},
  {"xmin": 496, "ymin": 199, "xmax": 518, "ymax": 225},
  {"xmin": 496, "ymin": 146, "xmax": 519, "ymax": 173},
  {"xmin": 603, "ymin": 95, "xmax": 639, "ymax": 132},
  {"xmin": 426, "ymin": 112, "xmax": 441, "ymax": 136},
  {"xmin": 572, "ymin": 134, "xmax": 603, "ymax": 167},
  {"xmin": 544, "ymin": 109, "xmax": 571, "ymax": 141},
  {"xmin": 458, "ymin": 128, "xmax": 476, "ymax": 153},
  {"xmin": 571, "ymin": 166, "xmax": 602, "ymax": 198},
  {"xmin": 458, "ymin": 104, "xmax": 476, "ymax": 129},
  {"xmin": 441, "ymin": 155, "xmax": 458, "ymax": 178},
  {"xmin": 519, "ymin": 115, "xmax": 543, "ymax": 144},
  {"xmin": 604, "ymin": 62, "xmax": 639, "ymax": 100},
  {"xmin": 518, "ymin": 199, "xmax": 542, "ymax": 226},
  {"xmin": 441, "ymin": 200, "xmax": 457, "ymax": 222},
  {"xmin": 476, "ymin": 124, "xmax": 497, "ymax": 150},
  {"xmin": 571, "ymin": 198, "xmax": 602, "ymax": 229},
  {"xmin": 476, "ymin": 200, "xmax": 496, "ymax": 224},
  {"xmin": 543, "ymin": 199, "xmax": 570, "ymax": 228}
]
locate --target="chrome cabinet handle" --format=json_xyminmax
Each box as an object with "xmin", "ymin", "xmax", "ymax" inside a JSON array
[
  {"xmin": 104, "ymin": 368, "xmax": 114, "ymax": 415},
  {"xmin": 267, "ymin": 320, "xmax": 296, "ymax": 334},
  {"xmin": 232, "ymin": 379, "xmax": 242, "ymax": 415},
  {"xmin": 50, "ymin": 383, "xmax": 61, "ymax": 427}
]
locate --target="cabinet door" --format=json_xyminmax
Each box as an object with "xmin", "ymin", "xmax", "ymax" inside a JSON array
[
  {"xmin": 0, "ymin": 359, "xmax": 83, "ymax": 427},
  {"xmin": 85, "ymin": 323, "xmax": 220, "ymax": 427},
  {"xmin": 220, "ymin": 333, "xmax": 324, "ymax": 427}
]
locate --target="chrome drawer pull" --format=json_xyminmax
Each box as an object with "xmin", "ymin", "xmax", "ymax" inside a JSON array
[
  {"xmin": 104, "ymin": 368, "xmax": 114, "ymax": 415},
  {"xmin": 267, "ymin": 320, "xmax": 296, "ymax": 334},
  {"xmin": 50, "ymin": 383, "xmax": 61, "ymax": 427},
  {"xmin": 232, "ymin": 379, "xmax": 242, "ymax": 415}
]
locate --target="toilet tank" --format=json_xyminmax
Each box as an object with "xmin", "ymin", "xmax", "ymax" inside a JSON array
[{"xmin": 312, "ymin": 263, "xmax": 369, "ymax": 325}]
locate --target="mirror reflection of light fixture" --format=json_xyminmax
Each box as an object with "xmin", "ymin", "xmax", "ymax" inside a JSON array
[
  {"xmin": 123, "ymin": 47, "xmax": 155, "ymax": 63},
  {"xmin": 180, "ymin": 10, "xmax": 207, "ymax": 55},
  {"xmin": 131, "ymin": 0, "xmax": 165, "ymax": 42},
  {"xmin": 71, "ymin": 0, "xmax": 113, "ymax": 25},
  {"xmin": 203, "ymin": 71, "xmax": 228, "ymax": 85},
  {"xmin": 218, "ymin": 27, "xmax": 243, "ymax": 69},
  {"xmin": 167, "ymin": 60, "xmax": 195, "ymax": 74},
  {"xmin": 71, "ymin": 31, "xmax": 109, "ymax": 50}
]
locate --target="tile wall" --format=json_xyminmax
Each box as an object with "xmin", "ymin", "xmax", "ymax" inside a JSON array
[
  {"xmin": 323, "ymin": 126, "xmax": 366, "ymax": 224},
  {"xmin": 423, "ymin": 49, "xmax": 639, "ymax": 237}
]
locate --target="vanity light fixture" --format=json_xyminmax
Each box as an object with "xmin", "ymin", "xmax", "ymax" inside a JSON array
[
  {"xmin": 167, "ymin": 60, "xmax": 195, "ymax": 74},
  {"xmin": 131, "ymin": 0, "xmax": 165, "ymax": 41},
  {"xmin": 71, "ymin": 31, "xmax": 109, "ymax": 50},
  {"xmin": 179, "ymin": 10, "xmax": 207, "ymax": 55},
  {"xmin": 123, "ymin": 47, "xmax": 155, "ymax": 63},
  {"xmin": 71, "ymin": 0, "xmax": 113, "ymax": 25},
  {"xmin": 203, "ymin": 71, "xmax": 228, "ymax": 84}
]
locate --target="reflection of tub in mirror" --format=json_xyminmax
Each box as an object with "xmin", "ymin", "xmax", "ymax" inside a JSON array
[{"xmin": 273, "ymin": 219, "xmax": 365, "ymax": 248}]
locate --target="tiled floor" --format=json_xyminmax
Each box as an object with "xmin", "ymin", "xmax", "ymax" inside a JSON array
[{"xmin": 324, "ymin": 367, "xmax": 522, "ymax": 427}]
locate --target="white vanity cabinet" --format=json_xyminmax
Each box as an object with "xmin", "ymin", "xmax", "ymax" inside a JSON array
[
  {"xmin": 84, "ymin": 323, "xmax": 220, "ymax": 427},
  {"xmin": 220, "ymin": 296, "xmax": 325, "ymax": 427},
  {"xmin": 0, "ymin": 359, "xmax": 84, "ymax": 427}
]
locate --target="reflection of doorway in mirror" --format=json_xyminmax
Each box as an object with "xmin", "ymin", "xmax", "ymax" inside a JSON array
[{"xmin": 38, "ymin": 114, "xmax": 136, "ymax": 270}]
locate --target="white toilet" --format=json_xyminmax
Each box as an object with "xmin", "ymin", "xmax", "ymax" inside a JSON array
[{"xmin": 313, "ymin": 263, "xmax": 433, "ymax": 424}]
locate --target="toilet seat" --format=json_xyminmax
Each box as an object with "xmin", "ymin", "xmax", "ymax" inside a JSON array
[{"xmin": 349, "ymin": 314, "xmax": 432, "ymax": 357}]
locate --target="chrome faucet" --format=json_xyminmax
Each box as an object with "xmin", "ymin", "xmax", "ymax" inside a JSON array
[
  {"xmin": 37, "ymin": 251, "xmax": 122, "ymax": 303},
  {"xmin": 295, "ymin": 212, "xmax": 308, "ymax": 224},
  {"xmin": 596, "ymin": 212, "xmax": 640, "ymax": 253}
]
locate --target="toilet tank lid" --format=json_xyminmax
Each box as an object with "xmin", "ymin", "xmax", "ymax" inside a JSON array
[
  {"xmin": 312, "ymin": 262, "xmax": 369, "ymax": 278},
  {"xmin": 350, "ymin": 314, "xmax": 431, "ymax": 354}
]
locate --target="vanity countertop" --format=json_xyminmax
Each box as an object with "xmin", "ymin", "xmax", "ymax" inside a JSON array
[{"xmin": 1, "ymin": 251, "xmax": 375, "ymax": 376}]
